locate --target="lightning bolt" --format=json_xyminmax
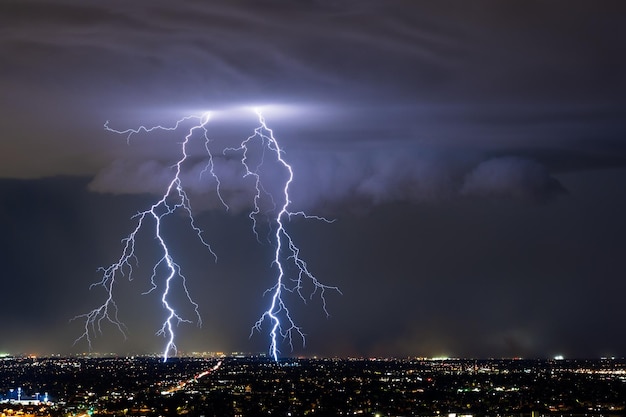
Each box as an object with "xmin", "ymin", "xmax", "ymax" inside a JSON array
[
  {"xmin": 227, "ymin": 110, "xmax": 341, "ymax": 361},
  {"xmin": 73, "ymin": 112, "xmax": 224, "ymax": 361},
  {"xmin": 74, "ymin": 109, "xmax": 338, "ymax": 362}
]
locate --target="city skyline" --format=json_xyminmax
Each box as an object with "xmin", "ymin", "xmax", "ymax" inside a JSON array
[
  {"xmin": 1, "ymin": 0, "xmax": 626, "ymax": 359},
  {"xmin": 2, "ymin": 356, "xmax": 626, "ymax": 416}
]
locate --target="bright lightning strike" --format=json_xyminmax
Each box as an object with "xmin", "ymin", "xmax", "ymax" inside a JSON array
[
  {"xmin": 74, "ymin": 109, "xmax": 339, "ymax": 362},
  {"xmin": 73, "ymin": 113, "xmax": 223, "ymax": 361},
  {"xmin": 227, "ymin": 111, "xmax": 341, "ymax": 361}
]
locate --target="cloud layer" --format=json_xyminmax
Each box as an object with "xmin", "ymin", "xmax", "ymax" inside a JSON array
[
  {"xmin": 88, "ymin": 140, "xmax": 567, "ymax": 213},
  {"xmin": 2, "ymin": 0, "xmax": 626, "ymax": 185}
]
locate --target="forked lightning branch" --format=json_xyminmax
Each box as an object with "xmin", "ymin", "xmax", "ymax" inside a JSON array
[{"xmin": 73, "ymin": 109, "xmax": 339, "ymax": 361}]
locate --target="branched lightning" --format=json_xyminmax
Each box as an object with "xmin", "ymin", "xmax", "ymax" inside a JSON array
[
  {"xmin": 74, "ymin": 109, "xmax": 339, "ymax": 362},
  {"xmin": 227, "ymin": 111, "xmax": 341, "ymax": 361},
  {"xmin": 73, "ymin": 113, "xmax": 224, "ymax": 361}
]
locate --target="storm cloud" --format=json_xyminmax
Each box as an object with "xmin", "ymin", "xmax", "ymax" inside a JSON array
[
  {"xmin": 87, "ymin": 145, "xmax": 566, "ymax": 214},
  {"xmin": 2, "ymin": 0, "xmax": 626, "ymax": 183},
  {"xmin": 462, "ymin": 157, "xmax": 566, "ymax": 202}
]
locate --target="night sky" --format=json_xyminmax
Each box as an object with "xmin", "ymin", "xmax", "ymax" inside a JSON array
[{"xmin": 1, "ymin": 0, "xmax": 626, "ymax": 359}]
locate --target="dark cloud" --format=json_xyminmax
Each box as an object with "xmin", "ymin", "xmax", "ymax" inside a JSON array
[
  {"xmin": 461, "ymin": 157, "xmax": 567, "ymax": 203},
  {"xmin": 88, "ymin": 146, "xmax": 467, "ymax": 213},
  {"xmin": 2, "ymin": 0, "xmax": 626, "ymax": 178},
  {"xmin": 88, "ymin": 147, "xmax": 567, "ymax": 213}
]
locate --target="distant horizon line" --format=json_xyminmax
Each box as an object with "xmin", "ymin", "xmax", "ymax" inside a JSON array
[{"xmin": 1, "ymin": 352, "xmax": 623, "ymax": 361}]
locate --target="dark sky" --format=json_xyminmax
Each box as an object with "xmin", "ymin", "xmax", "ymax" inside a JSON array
[{"xmin": 1, "ymin": 0, "xmax": 626, "ymax": 359}]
